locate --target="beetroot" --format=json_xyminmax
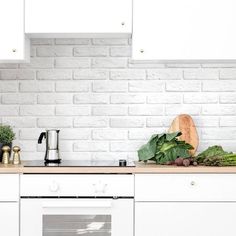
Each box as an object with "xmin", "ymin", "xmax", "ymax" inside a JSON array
[
  {"xmin": 183, "ymin": 159, "xmax": 190, "ymax": 167},
  {"xmin": 175, "ymin": 158, "xmax": 184, "ymax": 166}
]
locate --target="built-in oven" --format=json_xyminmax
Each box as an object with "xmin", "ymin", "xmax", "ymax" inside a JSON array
[{"xmin": 20, "ymin": 174, "xmax": 134, "ymax": 236}]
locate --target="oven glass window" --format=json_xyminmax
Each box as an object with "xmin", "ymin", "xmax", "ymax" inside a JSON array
[{"xmin": 43, "ymin": 215, "xmax": 111, "ymax": 236}]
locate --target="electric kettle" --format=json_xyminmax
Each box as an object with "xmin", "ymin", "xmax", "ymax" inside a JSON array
[{"xmin": 38, "ymin": 130, "xmax": 60, "ymax": 163}]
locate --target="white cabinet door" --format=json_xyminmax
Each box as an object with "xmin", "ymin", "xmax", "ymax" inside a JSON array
[
  {"xmin": 136, "ymin": 202, "xmax": 236, "ymax": 236},
  {"xmin": 0, "ymin": 0, "xmax": 29, "ymax": 62},
  {"xmin": 132, "ymin": 0, "xmax": 236, "ymax": 60},
  {"xmin": 0, "ymin": 203, "xmax": 19, "ymax": 236},
  {"xmin": 25, "ymin": 0, "xmax": 132, "ymax": 36}
]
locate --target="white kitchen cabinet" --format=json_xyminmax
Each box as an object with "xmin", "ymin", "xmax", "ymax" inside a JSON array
[
  {"xmin": 0, "ymin": 174, "xmax": 19, "ymax": 236},
  {"xmin": 0, "ymin": 0, "xmax": 29, "ymax": 62},
  {"xmin": 25, "ymin": 0, "xmax": 132, "ymax": 37},
  {"xmin": 136, "ymin": 202, "xmax": 236, "ymax": 236},
  {"xmin": 0, "ymin": 203, "xmax": 19, "ymax": 236},
  {"xmin": 135, "ymin": 174, "xmax": 236, "ymax": 236},
  {"xmin": 132, "ymin": 0, "xmax": 236, "ymax": 61}
]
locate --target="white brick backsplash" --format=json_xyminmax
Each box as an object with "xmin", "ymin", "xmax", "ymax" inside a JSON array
[
  {"xmin": 110, "ymin": 69, "xmax": 146, "ymax": 80},
  {"xmin": 20, "ymin": 105, "xmax": 54, "ymax": 116},
  {"xmin": 220, "ymin": 117, "xmax": 236, "ymax": 127},
  {"xmin": 202, "ymin": 129, "xmax": 236, "ymax": 140},
  {"xmin": 93, "ymin": 81, "xmax": 127, "ymax": 92},
  {"xmin": 74, "ymin": 47, "xmax": 109, "ymax": 57},
  {"xmin": 2, "ymin": 117, "xmax": 36, "ymax": 128},
  {"xmin": 129, "ymin": 105, "xmax": 163, "ymax": 116},
  {"xmin": 92, "ymin": 38, "xmax": 128, "ymax": 45},
  {"xmin": 203, "ymin": 81, "xmax": 236, "ymax": 92},
  {"xmin": 56, "ymin": 81, "xmax": 89, "ymax": 92},
  {"xmin": 37, "ymin": 70, "xmax": 72, "ymax": 80},
  {"xmin": 0, "ymin": 81, "xmax": 18, "ymax": 92},
  {"xmin": 184, "ymin": 93, "xmax": 218, "ymax": 104},
  {"xmin": 74, "ymin": 141, "xmax": 108, "ymax": 152},
  {"xmin": 220, "ymin": 94, "xmax": 236, "ymax": 104},
  {"xmin": 0, "ymin": 70, "xmax": 35, "ymax": 80},
  {"xmin": 37, "ymin": 46, "xmax": 73, "ymax": 57},
  {"xmin": 202, "ymin": 105, "xmax": 236, "ymax": 115},
  {"xmin": 110, "ymin": 141, "xmax": 143, "ymax": 152},
  {"xmin": 147, "ymin": 93, "xmax": 182, "ymax": 104},
  {"xmin": 2, "ymin": 38, "xmax": 236, "ymax": 160},
  {"xmin": 19, "ymin": 58, "xmax": 54, "ymax": 69},
  {"xmin": 92, "ymin": 106, "xmax": 127, "ymax": 116},
  {"xmin": 0, "ymin": 105, "xmax": 19, "ymax": 116},
  {"xmin": 92, "ymin": 129, "xmax": 127, "ymax": 140},
  {"xmin": 38, "ymin": 117, "xmax": 72, "ymax": 128},
  {"xmin": 110, "ymin": 118, "xmax": 144, "ymax": 128},
  {"xmin": 220, "ymin": 69, "xmax": 236, "ymax": 79},
  {"xmin": 110, "ymin": 94, "xmax": 145, "ymax": 104},
  {"xmin": 184, "ymin": 69, "xmax": 219, "ymax": 80},
  {"xmin": 166, "ymin": 81, "xmax": 201, "ymax": 92},
  {"xmin": 55, "ymin": 58, "xmax": 90, "ymax": 68},
  {"xmin": 20, "ymin": 81, "xmax": 54, "ymax": 92},
  {"xmin": 38, "ymin": 94, "xmax": 73, "ymax": 104},
  {"xmin": 147, "ymin": 69, "xmax": 183, "ymax": 80},
  {"xmin": 110, "ymin": 46, "xmax": 131, "ymax": 57},
  {"xmin": 129, "ymin": 81, "xmax": 164, "ymax": 92},
  {"xmin": 92, "ymin": 58, "xmax": 127, "ymax": 68},
  {"xmin": 74, "ymin": 69, "xmax": 108, "ymax": 80},
  {"xmin": 56, "ymin": 105, "xmax": 90, "ymax": 116},
  {"xmin": 74, "ymin": 94, "xmax": 108, "ymax": 104},
  {"xmin": 55, "ymin": 39, "xmax": 90, "ymax": 45},
  {"xmin": 74, "ymin": 117, "xmax": 108, "ymax": 127},
  {"xmin": 2, "ymin": 94, "xmax": 36, "ymax": 104},
  {"xmin": 165, "ymin": 104, "xmax": 201, "ymax": 115}
]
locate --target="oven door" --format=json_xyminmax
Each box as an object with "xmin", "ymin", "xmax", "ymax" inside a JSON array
[{"xmin": 21, "ymin": 198, "xmax": 133, "ymax": 236}]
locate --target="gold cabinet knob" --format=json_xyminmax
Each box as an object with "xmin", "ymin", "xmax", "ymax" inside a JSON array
[
  {"xmin": 12, "ymin": 49, "xmax": 17, "ymax": 53},
  {"xmin": 140, "ymin": 49, "xmax": 144, "ymax": 53},
  {"xmin": 121, "ymin": 22, "xmax": 125, "ymax": 26},
  {"xmin": 190, "ymin": 181, "xmax": 196, "ymax": 186}
]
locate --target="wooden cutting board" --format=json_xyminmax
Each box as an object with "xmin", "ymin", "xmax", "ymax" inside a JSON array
[{"xmin": 168, "ymin": 114, "xmax": 199, "ymax": 155}]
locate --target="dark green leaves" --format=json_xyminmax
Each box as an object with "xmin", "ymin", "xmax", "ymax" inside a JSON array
[{"xmin": 138, "ymin": 132, "xmax": 193, "ymax": 164}]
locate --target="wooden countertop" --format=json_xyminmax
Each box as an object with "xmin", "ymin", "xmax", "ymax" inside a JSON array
[{"xmin": 2, "ymin": 162, "xmax": 236, "ymax": 174}]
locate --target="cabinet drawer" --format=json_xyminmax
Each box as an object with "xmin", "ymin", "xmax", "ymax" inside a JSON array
[
  {"xmin": 0, "ymin": 174, "xmax": 19, "ymax": 201},
  {"xmin": 135, "ymin": 174, "xmax": 236, "ymax": 201},
  {"xmin": 21, "ymin": 174, "xmax": 134, "ymax": 197}
]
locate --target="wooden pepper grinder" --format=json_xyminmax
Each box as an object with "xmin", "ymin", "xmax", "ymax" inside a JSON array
[
  {"xmin": 12, "ymin": 146, "xmax": 21, "ymax": 165},
  {"xmin": 2, "ymin": 146, "xmax": 11, "ymax": 164}
]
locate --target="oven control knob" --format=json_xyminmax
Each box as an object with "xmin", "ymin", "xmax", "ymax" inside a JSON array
[{"xmin": 50, "ymin": 181, "xmax": 59, "ymax": 192}]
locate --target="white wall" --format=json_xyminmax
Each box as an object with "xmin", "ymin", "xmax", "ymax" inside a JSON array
[{"xmin": 0, "ymin": 38, "xmax": 236, "ymax": 161}]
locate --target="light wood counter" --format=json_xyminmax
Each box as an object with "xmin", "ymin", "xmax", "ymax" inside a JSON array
[{"xmin": 2, "ymin": 162, "xmax": 236, "ymax": 174}]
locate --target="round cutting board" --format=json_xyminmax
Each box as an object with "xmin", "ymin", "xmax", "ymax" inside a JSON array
[{"xmin": 168, "ymin": 114, "xmax": 199, "ymax": 155}]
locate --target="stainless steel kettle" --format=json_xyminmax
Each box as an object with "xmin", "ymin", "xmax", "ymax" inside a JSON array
[{"xmin": 38, "ymin": 130, "xmax": 60, "ymax": 163}]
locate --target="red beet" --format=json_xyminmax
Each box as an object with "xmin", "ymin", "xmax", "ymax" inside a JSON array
[
  {"xmin": 183, "ymin": 159, "xmax": 190, "ymax": 167},
  {"xmin": 175, "ymin": 158, "xmax": 184, "ymax": 166}
]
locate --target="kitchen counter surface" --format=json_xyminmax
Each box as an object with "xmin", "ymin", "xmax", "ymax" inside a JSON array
[{"xmin": 2, "ymin": 162, "xmax": 236, "ymax": 173}]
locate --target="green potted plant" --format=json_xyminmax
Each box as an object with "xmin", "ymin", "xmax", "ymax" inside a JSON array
[{"xmin": 0, "ymin": 125, "xmax": 15, "ymax": 162}]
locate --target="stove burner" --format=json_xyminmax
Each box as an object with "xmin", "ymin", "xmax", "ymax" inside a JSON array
[{"xmin": 24, "ymin": 160, "xmax": 135, "ymax": 167}]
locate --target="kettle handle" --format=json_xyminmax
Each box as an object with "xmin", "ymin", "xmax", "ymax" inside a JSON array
[{"xmin": 38, "ymin": 132, "xmax": 46, "ymax": 144}]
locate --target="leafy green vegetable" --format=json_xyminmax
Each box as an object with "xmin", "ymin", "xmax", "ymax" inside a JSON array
[
  {"xmin": 138, "ymin": 131, "xmax": 193, "ymax": 164},
  {"xmin": 196, "ymin": 145, "xmax": 236, "ymax": 166}
]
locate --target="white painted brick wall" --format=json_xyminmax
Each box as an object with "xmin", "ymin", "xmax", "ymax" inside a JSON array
[{"xmin": 1, "ymin": 38, "xmax": 236, "ymax": 161}]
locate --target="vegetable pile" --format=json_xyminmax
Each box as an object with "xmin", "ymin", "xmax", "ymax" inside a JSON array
[
  {"xmin": 196, "ymin": 145, "xmax": 236, "ymax": 166},
  {"xmin": 138, "ymin": 131, "xmax": 193, "ymax": 164}
]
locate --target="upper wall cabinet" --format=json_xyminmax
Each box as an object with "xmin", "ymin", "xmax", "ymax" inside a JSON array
[
  {"xmin": 132, "ymin": 0, "xmax": 236, "ymax": 61},
  {"xmin": 25, "ymin": 0, "xmax": 132, "ymax": 37},
  {"xmin": 0, "ymin": 0, "xmax": 29, "ymax": 62}
]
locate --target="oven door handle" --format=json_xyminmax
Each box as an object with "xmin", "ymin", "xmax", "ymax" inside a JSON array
[{"xmin": 42, "ymin": 200, "xmax": 112, "ymax": 208}]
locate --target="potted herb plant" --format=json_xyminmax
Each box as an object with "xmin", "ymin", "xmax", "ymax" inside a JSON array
[{"xmin": 0, "ymin": 125, "xmax": 15, "ymax": 162}]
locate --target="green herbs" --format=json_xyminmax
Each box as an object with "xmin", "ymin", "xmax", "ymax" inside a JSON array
[
  {"xmin": 196, "ymin": 145, "xmax": 236, "ymax": 166},
  {"xmin": 0, "ymin": 125, "xmax": 15, "ymax": 144},
  {"xmin": 138, "ymin": 131, "xmax": 193, "ymax": 164}
]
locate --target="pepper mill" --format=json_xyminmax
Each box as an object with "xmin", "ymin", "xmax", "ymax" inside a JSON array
[
  {"xmin": 12, "ymin": 146, "xmax": 21, "ymax": 165},
  {"xmin": 2, "ymin": 146, "xmax": 11, "ymax": 164}
]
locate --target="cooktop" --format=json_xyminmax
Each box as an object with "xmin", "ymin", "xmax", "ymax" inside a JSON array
[{"xmin": 24, "ymin": 160, "xmax": 135, "ymax": 167}]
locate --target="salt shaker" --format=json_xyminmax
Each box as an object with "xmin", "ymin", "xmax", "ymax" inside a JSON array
[
  {"xmin": 2, "ymin": 146, "xmax": 11, "ymax": 164},
  {"xmin": 12, "ymin": 146, "xmax": 21, "ymax": 165}
]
